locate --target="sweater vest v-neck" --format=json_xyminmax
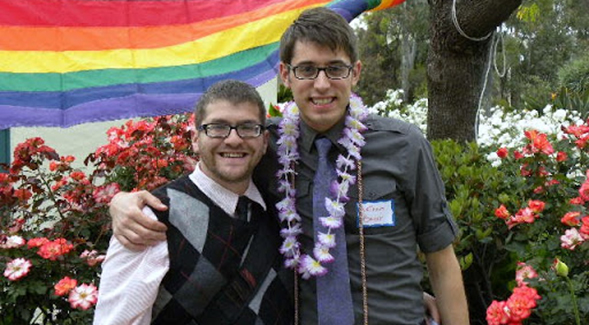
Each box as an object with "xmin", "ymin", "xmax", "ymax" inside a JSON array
[{"xmin": 150, "ymin": 176, "xmax": 293, "ymax": 325}]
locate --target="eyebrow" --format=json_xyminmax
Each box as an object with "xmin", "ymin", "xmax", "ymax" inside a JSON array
[
  {"xmin": 204, "ymin": 118, "xmax": 260, "ymax": 124},
  {"xmin": 292, "ymin": 59, "xmax": 349, "ymax": 66}
]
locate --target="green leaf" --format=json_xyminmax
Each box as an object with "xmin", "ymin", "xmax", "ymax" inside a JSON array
[
  {"xmin": 459, "ymin": 252, "xmax": 473, "ymax": 270},
  {"xmin": 268, "ymin": 103, "xmax": 283, "ymax": 118}
]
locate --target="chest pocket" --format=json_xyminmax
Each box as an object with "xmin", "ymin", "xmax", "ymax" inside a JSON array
[{"xmin": 345, "ymin": 173, "xmax": 413, "ymax": 235}]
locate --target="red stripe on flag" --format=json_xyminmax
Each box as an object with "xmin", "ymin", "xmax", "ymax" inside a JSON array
[{"xmin": 0, "ymin": 0, "xmax": 307, "ymax": 27}]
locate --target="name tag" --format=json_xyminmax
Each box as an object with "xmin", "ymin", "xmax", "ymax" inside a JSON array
[{"xmin": 357, "ymin": 199, "xmax": 395, "ymax": 228}]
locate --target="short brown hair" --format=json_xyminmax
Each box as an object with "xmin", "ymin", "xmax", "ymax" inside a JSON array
[
  {"xmin": 279, "ymin": 7, "xmax": 358, "ymax": 64},
  {"xmin": 194, "ymin": 80, "xmax": 266, "ymax": 127}
]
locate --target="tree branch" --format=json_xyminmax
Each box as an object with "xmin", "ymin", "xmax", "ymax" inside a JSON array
[{"xmin": 448, "ymin": 0, "xmax": 522, "ymax": 47}]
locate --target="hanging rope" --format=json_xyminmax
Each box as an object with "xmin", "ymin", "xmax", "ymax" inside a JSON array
[
  {"xmin": 474, "ymin": 32, "xmax": 495, "ymax": 141},
  {"xmin": 474, "ymin": 31, "xmax": 509, "ymax": 140},
  {"xmin": 451, "ymin": 0, "xmax": 493, "ymax": 42},
  {"xmin": 493, "ymin": 31, "xmax": 507, "ymax": 78}
]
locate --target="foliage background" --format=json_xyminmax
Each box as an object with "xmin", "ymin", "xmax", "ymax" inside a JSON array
[{"xmin": 355, "ymin": 0, "xmax": 589, "ymax": 114}]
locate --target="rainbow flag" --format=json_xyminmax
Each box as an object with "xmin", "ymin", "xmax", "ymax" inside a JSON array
[{"xmin": 0, "ymin": 0, "xmax": 404, "ymax": 129}]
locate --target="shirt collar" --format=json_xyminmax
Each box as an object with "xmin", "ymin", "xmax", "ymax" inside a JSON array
[
  {"xmin": 188, "ymin": 162, "xmax": 266, "ymax": 218},
  {"xmin": 299, "ymin": 113, "xmax": 347, "ymax": 153}
]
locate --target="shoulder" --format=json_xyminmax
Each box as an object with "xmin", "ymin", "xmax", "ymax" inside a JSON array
[
  {"xmin": 151, "ymin": 175, "xmax": 193, "ymax": 199},
  {"xmin": 362, "ymin": 114, "xmax": 430, "ymax": 152},
  {"xmin": 364, "ymin": 114, "xmax": 423, "ymax": 136},
  {"xmin": 96, "ymin": 234, "xmax": 168, "ymax": 324}
]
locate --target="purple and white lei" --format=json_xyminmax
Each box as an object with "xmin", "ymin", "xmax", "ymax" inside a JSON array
[{"xmin": 275, "ymin": 94, "xmax": 368, "ymax": 279}]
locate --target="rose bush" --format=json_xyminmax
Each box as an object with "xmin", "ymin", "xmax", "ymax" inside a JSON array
[
  {"xmin": 483, "ymin": 122, "xmax": 589, "ymax": 325},
  {"xmin": 87, "ymin": 113, "xmax": 197, "ymax": 192},
  {"xmin": 0, "ymin": 114, "xmax": 195, "ymax": 324},
  {"xmin": 0, "ymin": 137, "xmax": 108, "ymax": 324},
  {"xmin": 432, "ymin": 120, "xmax": 589, "ymax": 324}
]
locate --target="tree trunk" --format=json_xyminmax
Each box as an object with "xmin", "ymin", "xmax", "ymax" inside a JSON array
[
  {"xmin": 401, "ymin": 29, "xmax": 417, "ymax": 102},
  {"xmin": 400, "ymin": 2, "xmax": 418, "ymax": 102},
  {"xmin": 426, "ymin": 0, "xmax": 522, "ymax": 142}
]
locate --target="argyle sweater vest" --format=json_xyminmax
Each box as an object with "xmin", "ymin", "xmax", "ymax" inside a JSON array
[{"xmin": 150, "ymin": 176, "xmax": 293, "ymax": 325}]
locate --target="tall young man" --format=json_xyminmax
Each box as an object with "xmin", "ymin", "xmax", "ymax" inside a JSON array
[
  {"xmin": 108, "ymin": 8, "xmax": 468, "ymax": 325},
  {"xmin": 94, "ymin": 80, "xmax": 293, "ymax": 324}
]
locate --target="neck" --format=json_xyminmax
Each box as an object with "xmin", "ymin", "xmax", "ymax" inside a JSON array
[{"xmin": 197, "ymin": 163, "xmax": 250, "ymax": 195}]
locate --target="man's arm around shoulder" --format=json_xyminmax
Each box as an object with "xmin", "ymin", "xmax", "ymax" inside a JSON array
[
  {"xmin": 110, "ymin": 191, "xmax": 168, "ymax": 250},
  {"xmin": 94, "ymin": 207, "xmax": 169, "ymax": 325}
]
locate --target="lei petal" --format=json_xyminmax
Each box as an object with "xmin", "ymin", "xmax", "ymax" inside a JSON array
[
  {"xmin": 325, "ymin": 198, "xmax": 345, "ymax": 218},
  {"xmin": 283, "ymin": 101, "xmax": 300, "ymax": 116},
  {"xmin": 347, "ymin": 146, "xmax": 362, "ymax": 160},
  {"xmin": 344, "ymin": 127, "xmax": 366, "ymax": 146},
  {"xmin": 336, "ymin": 155, "xmax": 355, "ymax": 170},
  {"xmin": 281, "ymin": 122, "xmax": 300, "ymax": 137},
  {"xmin": 318, "ymin": 232, "xmax": 336, "ymax": 248},
  {"xmin": 337, "ymin": 170, "xmax": 356, "ymax": 184},
  {"xmin": 314, "ymin": 244, "xmax": 335, "ymax": 263},
  {"xmin": 285, "ymin": 211, "xmax": 301, "ymax": 223},
  {"xmin": 276, "ymin": 179, "xmax": 291, "ymax": 193},
  {"xmin": 320, "ymin": 216, "xmax": 343, "ymax": 228},
  {"xmin": 300, "ymin": 255, "xmax": 327, "ymax": 278},
  {"xmin": 330, "ymin": 178, "xmax": 351, "ymax": 201},
  {"xmin": 280, "ymin": 223, "xmax": 303, "ymax": 238},
  {"xmin": 276, "ymin": 135, "xmax": 298, "ymax": 148},
  {"xmin": 346, "ymin": 116, "xmax": 368, "ymax": 132},
  {"xmin": 285, "ymin": 256, "xmax": 300, "ymax": 269},
  {"xmin": 275, "ymin": 197, "xmax": 293, "ymax": 212},
  {"xmin": 279, "ymin": 236, "xmax": 300, "ymax": 257},
  {"xmin": 276, "ymin": 198, "xmax": 300, "ymax": 222}
]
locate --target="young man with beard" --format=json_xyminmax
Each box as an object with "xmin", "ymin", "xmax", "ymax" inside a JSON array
[
  {"xmin": 94, "ymin": 80, "xmax": 293, "ymax": 325},
  {"xmin": 108, "ymin": 7, "xmax": 468, "ymax": 325}
]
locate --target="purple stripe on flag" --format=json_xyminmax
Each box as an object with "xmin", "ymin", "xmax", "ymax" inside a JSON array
[{"xmin": 0, "ymin": 73, "xmax": 277, "ymax": 129}]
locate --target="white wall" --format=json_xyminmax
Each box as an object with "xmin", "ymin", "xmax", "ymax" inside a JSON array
[{"xmin": 9, "ymin": 78, "xmax": 277, "ymax": 171}]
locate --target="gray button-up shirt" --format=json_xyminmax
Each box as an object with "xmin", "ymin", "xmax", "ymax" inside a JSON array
[{"xmin": 254, "ymin": 113, "xmax": 458, "ymax": 325}]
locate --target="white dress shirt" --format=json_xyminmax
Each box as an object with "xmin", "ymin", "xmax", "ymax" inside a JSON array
[{"xmin": 93, "ymin": 163, "xmax": 266, "ymax": 325}]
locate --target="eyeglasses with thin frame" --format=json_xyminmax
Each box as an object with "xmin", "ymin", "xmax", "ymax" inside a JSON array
[
  {"xmin": 287, "ymin": 64, "xmax": 353, "ymax": 80},
  {"xmin": 197, "ymin": 123, "xmax": 265, "ymax": 139}
]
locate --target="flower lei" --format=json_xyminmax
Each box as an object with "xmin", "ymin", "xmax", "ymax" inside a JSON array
[{"xmin": 275, "ymin": 94, "xmax": 368, "ymax": 279}]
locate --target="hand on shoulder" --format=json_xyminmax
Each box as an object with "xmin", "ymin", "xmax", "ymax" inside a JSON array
[{"xmin": 109, "ymin": 190, "xmax": 168, "ymax": 251}]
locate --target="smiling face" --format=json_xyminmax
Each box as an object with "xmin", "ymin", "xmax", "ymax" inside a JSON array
[
  {"xmin": 279, "ymin": 41, "xmax": 361, "ymax": 133},
  {"xmin": 193, "ymin": 99, "xmax": 269, "ymax": 194}
]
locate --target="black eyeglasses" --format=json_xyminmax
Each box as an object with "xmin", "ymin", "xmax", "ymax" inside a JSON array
[
  {"xmin": 287, "ymin": 64, "xmax": 353, "ymax": 80},
  {"xmin": 197, "ymin": 123, "xmax": 265, "ymax": 139}
]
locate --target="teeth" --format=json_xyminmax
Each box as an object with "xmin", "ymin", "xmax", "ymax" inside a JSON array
[
  {"xmin": 222, "ymin": 153, "xmax": 245, "ymax": 158},
  {"xmin": 313, "ymin": 98, "xmax": 332, "ymax": 105}
]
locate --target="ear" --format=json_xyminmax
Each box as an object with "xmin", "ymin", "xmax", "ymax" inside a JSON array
[
  {"xmin": 261, "ymin": 129, "xmax": 269, "ymax": 155},
  {"xmin": 191, "ymin": 128, "xmax": 200, "ymax": 155},
  {"xmin": 351, "ymin": 60, "xmax": 362, "ymax": 87},
  {"xmin": 279, "ymin": 62, "xmax": 291, "ymax": 88}
]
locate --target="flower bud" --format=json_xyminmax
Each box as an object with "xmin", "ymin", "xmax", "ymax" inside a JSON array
[{"xmin": 553, "ymin": 258, "xmax": 569, "ymax": 277}]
